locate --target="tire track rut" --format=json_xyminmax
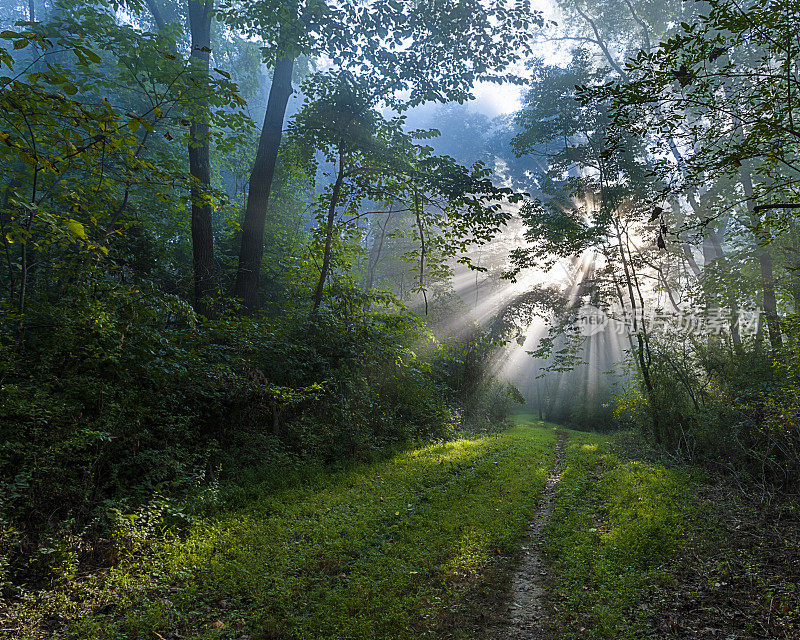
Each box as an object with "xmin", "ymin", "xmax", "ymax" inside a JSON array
[{"xmin": 494, "ymin": 430, "xmax": 567, "ymax": 640}]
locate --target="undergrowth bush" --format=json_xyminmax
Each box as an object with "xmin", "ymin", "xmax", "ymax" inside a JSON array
[
  {"xmin": 613, "ymin": 326, "xmax": 800, "ymax": 489},
  {"xmin": 0, "ymin": 290, "xmax": 510, "ymax": 592}
]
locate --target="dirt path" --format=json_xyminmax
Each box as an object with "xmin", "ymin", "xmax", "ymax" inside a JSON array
[{"xmin": 494, "ymin": 430, "xmax": 567, "ymax": 640}]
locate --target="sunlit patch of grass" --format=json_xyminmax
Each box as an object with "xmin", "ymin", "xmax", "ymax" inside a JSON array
[
  {"xmin": 507, "ymin": 412, "xmax": 560, "ymax": 430},
  {"xmin": 545, "ymin": 432, "xmax": 694, "ymax": 639},
  {"xmin": 10, "ymin": 426, "xmax": 556, "ymax": 640}
]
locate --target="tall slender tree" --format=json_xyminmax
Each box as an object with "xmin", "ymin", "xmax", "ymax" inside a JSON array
[
  {"xmin": 224, "ymin": 0, "xmax": 540, "ymax": 313},
  {"xmin": 233, "ymin": 41, "xmax": 294, "ymax": 311},
  {"xmin": 187, "ymin": 0, "xmax": 216, "ymax": 317}
]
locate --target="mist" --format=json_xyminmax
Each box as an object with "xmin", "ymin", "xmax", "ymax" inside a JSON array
[{"xmin": 2, "ymin": 0, "xmax": 800, "ymax": 635}]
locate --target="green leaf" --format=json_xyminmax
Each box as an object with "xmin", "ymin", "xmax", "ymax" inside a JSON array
[
  {"xmin": 65, "ymin": 219, "xmax": 88, "ymax": 240},
  {"xmin": 83, "ymin": 48, "xmax": 102, "ymax": 64}
]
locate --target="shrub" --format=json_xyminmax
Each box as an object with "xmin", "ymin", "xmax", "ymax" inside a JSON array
[
  {"xmin": 613, "ymin": 330, "xmax": 800, "ymax": 489},
  {"xmin": 0, "ymin": 292, "xmax": 513, "ymax": 590}
]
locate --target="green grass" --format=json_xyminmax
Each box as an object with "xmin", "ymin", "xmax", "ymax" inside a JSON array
[
  {"xmin": 9, "ymin": 425, "xmax": 557, "ymax": 640},
  {"xmin": 507, "ymin": 412, "xmax": 560, "ymax": 430},
  {"xmin": 544, "ymin": 432, "xmax": 695, "ymax": 639}
]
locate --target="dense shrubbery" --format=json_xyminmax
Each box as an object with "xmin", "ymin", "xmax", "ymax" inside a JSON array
[
  {"xmin": 613, "ymin": 331, "xmax": 800, "ymax": 487},
  {"xmin": 0, "ymin": 286, "xmax": 520, "ymax": 589}
]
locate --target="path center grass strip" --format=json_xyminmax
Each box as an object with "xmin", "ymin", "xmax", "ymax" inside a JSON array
[
  {"xmin": 545, "ymin": 432, "xmax": 695, "ymax": 639},
  {"xmin": 56, "ymin": 424, "xmax": 556, "ymax": 640}
]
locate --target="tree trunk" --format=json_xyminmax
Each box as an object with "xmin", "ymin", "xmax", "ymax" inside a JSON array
[
  {"xmin": 707, "ymin": 227, "xmax": 742, "ymax": 347},
  {"xmin": 233, "ymin": 56, "xmax": 295, "ymax": 314},
  {"xmin": 687, "ymin": 193, "xmax": 742, "ymax": 346},
  {"xmin": 612, "ymin": 212, "xmax": 660, "ymax": 442},
  {"xmin": 311, "ymin": 148, "xmax": 345, "ymax": 313},
  {"xmin": 364, "ymin": 208, "xmax": 393, "ymax": 292},
  {"xmin": 144, "ymin": 0, "xmax": 167, "ymax": 32},
  {"xmin": 414, "ymin": 190, "xmax": 428, "ymax": 315},
  {"xmin": 741, "ymin": 169, "xmax": 782, "ymax": 348},
  {"xmin": 188, "ymin": 0, "xmax": 215, "ymax": 318},
  {"xmin": 789, "ymin": 219, "xmax": 800, "ymax": 313},
  {"xmin": 1, "ymin": 185, "xmax": 16, "ymax": 299},
  {"xmin": 536, "ymin": 379, "xmax": 543, "ymax": 421}
]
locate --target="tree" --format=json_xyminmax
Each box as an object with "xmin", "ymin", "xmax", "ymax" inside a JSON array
[
  {"xmin": 232, "ymin": 28, "xmax": 295, "ymax": 313},
  {"xmin": 507, "ymin": 48, "xmax": 677, "ymax": 439},
  {"xmin": 139, "ymin": 0, "xmax": 254, "ymax": 317},
  {"xmin": 287, "ymin": 70, "xmax": 523, "ymax": 315},
  {"xmin": 223, "ymin": 0, "xmax": 541, "ymax": 313},
  {"xmin": 599, "ymin": 0, "xmax": 800, "ymax": 348},
  {"xmin": 187, "ymin": 0, "xmax": 216, "ymax": 317}
]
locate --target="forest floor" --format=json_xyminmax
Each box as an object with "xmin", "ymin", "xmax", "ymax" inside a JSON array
[
  {"xmin": 476, "ymin": 420, "xmax": 800, "ymax": 640},
  {"xmin": 487, "ymin": 429, "xmax": 567, "ymax": 639},
  {"xmin": 3, "ymin": 418, "xmax": 799, "ymax": 639}
]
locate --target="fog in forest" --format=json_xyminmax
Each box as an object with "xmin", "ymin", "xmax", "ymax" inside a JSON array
[{"xmin": 2, "ymin": 0, "xmax": 800, "ymax": 630}]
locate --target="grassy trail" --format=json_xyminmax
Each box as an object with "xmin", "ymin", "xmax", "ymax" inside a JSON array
[
  {"xmin": 492, "ymin": 429, "xmax": 567, "ymax": 640},
  {"xmin": 9, "ymin": 423, "xmax": 557, "ymax": 639},
  {"xmin": 540, "ymin": 430, "xmax": 695, "ymax": 639},
  {"xmin": 538, "ymin": 429, "xmax": 799, "ymax": 640},
  {"xmin": 11, "ymin": 419, "xmax": 786, "ymax": 640}
]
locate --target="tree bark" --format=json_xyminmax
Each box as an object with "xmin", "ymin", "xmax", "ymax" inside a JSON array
[
  {"xmin": 536, "ymin": 379, "xmax": 543, "ymax": 421},
  {"xmin": 233, "ymin": 56, "xmax": 295, "ymax": 314},
  {"xmin": 1, "ymin": 185, "xmax": 16, "ymax": 299},
  {"xmin": 311, "ymin": 148, "xmax": 345, "ymax": 313},
  {"xmin": 741, "ymin": 169, "xmax": 782, "ymax": 348},
  {"xmin": 188, "ymin": 0, "xmax": 216, "ymax": 318},
  {"xmin": 414, "ymin": 190, "xmax": 428, "ymax": 315},
  {"xmin": 789, "ymin": 218, "xmax": 800, "ymax": 313}
]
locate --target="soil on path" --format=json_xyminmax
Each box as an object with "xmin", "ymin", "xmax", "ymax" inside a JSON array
[{"xmin": 492, "ymin": 430, "xmax": 567, "ymax": 640}]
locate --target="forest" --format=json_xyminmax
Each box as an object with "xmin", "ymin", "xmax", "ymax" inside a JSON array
[{"xmin": 0, "ymin": 0, "xmax": 798, "ymax": 637}]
